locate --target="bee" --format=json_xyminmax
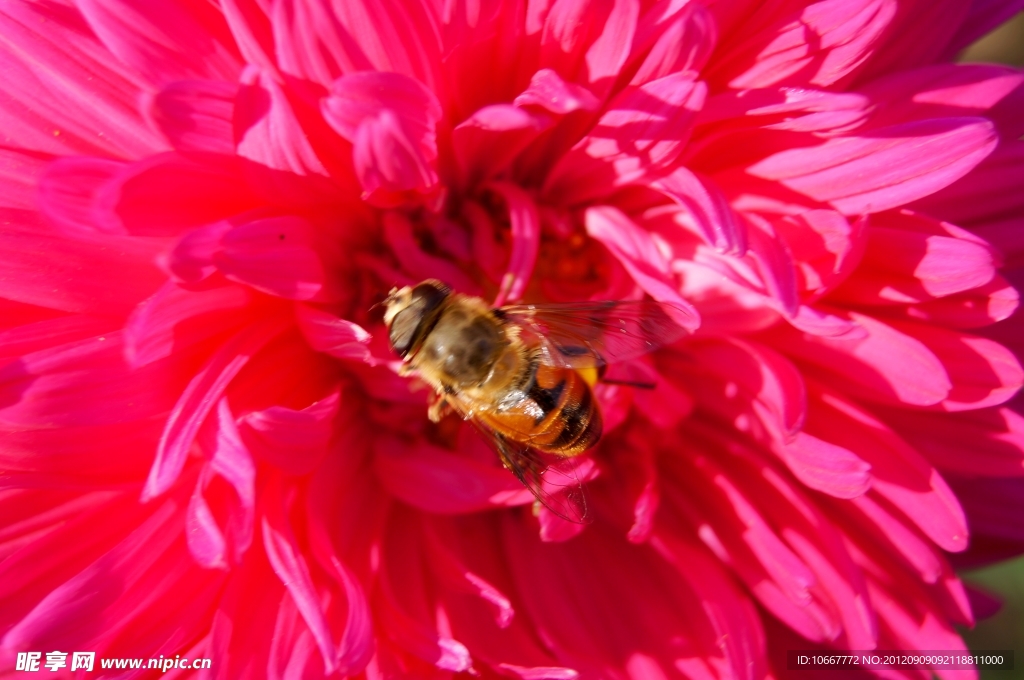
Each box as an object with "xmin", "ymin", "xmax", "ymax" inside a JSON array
[{"xmin": 382, "ymin": 279, "xmax": 696, "ymax": 522}]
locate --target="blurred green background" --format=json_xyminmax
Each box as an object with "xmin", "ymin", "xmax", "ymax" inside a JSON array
[{"xmin": 957, "ymin": 11, "xmax": 1023, "ymax": 679}]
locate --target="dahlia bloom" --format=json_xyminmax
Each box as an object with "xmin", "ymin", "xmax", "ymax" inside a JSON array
[{"xmin": 2, "ymin": 0, "xmax": 1024, "ymax": 677}]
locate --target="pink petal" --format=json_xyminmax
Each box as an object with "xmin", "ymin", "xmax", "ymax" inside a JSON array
[
  {"xmin": 295, "ymin": 305, "xmax": 372, "ymax": 362},
  {"xmin": 453, "ymin": 105, "xmax": 551, "ymax": 185},
  {"xmin": 148, "ymin": 79, "xmax": 239, "ymax": 154},
  {"xmin": 374, "ymin": 436, "xmax": 529, "ymax": 514},
  {"xmin": 512, "ymin": 69, "xmax": 601, "ymax": 115},
  {"xmin": 585, "ymin": 206, "xmax": 701, "ymax": 331},
  {"xmin": 142, "ymin": 316, "xmax": 288, "ymax": 501},
  {"xmin": 544, "ymin": 73, "xmax": 706, "ymax": 205},
  {"xmin": 892, "ymin": 407, "xmax": 1024, "ymax": 478},
  {"xmin": 77, "ymin": 0, "xmax": 242, "ymax": 86},
  {"xmin": 167, "ymin": 220, "xmax": 235, "ymax": 284},
  {"xmin": 0, "ymin": 213, "xmax": 167, "ymax": 315},
  {"xmin": 125, "ymin": 282, "xmax": 253, "ymax": 368},
  {"xmin": 271, "ymin": 0, "xmax": 373, "ymax": 85},
  {"xmin": 490, "ymin": 182, "xmax": 541, "ymax": 306},
  {"xmin": 288, "ymin": 0, "xmax": 443, "ymax": 92},
  {"xmin": 38, "ymin": 157, "xmax": 126, "ymax": 236},
  {"xmin": 810, "ymin": 389, "xmax": 968, "ymax": 552},
  {"xmin": 769, "ymin": 313, "xmax": 951, "ymax": 407},
  {"xmin": 688, "ymin": 337, "xmax": 807, "ymax": 439},
  {"xmin": 744, "ymin": 213, "xmax": 799, "ymax": 315},
  {"xmin": 220, "ymin": 0, "xmax": 276, "ymax": 71},
  {"xmin": 629, "ymin": 2, "xmax": 716, "ymax": 85},
  {"xmin": 0, "ymin": 1, "xmax": 166, "ymax": 158},
  {"xmin": 0, "ymin": 315, "xmax": 115, "ymax": 365},
  {"xmin": 323, "ymin": 72, "xmax": 442, "ymax": 208},
  {"xmin": 893, "ymin": 275, "xmax": 1019, "ymax": 329},
  {"xmin": 653, "ymin": 167, "xmax": 746, "ymax": 255},
  {"xmin": 539, "ymin": 0, "xmax": 639, "ymax": 96},
  {"xmin": 890, "ymin": 321, "xmax": 1024, "ymax": 412},
  {"xmin": 862, "ymin": 64, "xmax": 1024, "ymax": 133},
  {"xmin": 215, "ymin": 215, "xmax": 327, "ymax": 300},
  {"xmin": 352, "ymin": 109, "xmax": 441, "ymax": 208},
  {"xmin": 708, "ymin": 0, "xmax": 898, "ymax": 89},
  {"xmin": 322, "ymin": 71, "xmax": 442, "ymax": 143},
  {"xmin": 236, "ymin": 65, "xmax": 347, "ymax": 203},
  {"xmin": 776, "ymin": 210, "xmax": 864, "ymax": 299},
  {"xmin": 383, "ymin": 212, "xmax": 479, "ymax": 293},
  {"xmin": 779, "ymin": 431, "xmax": 872, "ymax": 498},
  {"xmin": 0, "ymin": 150, "xmax": 49, "ymax": 212},
  {"xmin": 913, "ymin": 139, "xmax": 1024, "ymax": 229},
  {"xmin": 262, "ymin": 487, "xmax": 342, "ymax": 674},
  {"xmin": 97, "ymin": 152, "xmax": 260, "ymax": 237},
  {"xmin": 188, "ymin": 399, "xmax": 255, "ymax": 568},
  {"xmin": 829, "ymin": 213, "xmax": 998, "ymax": 306},
  {"xmin": 239, "ymin": 391, "xmax": 340, "ymax": 475},
  {"xmin": 748, "ymin": 117, "xmax": 998, "ymax": 214},
  {"xmin": 424, "ymin": 525, "xmax": 515, "ymax": 628}
]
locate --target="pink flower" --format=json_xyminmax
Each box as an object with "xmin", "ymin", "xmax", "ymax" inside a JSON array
[{"xmin": 2, "ymin": 0, "xmax": 1024, "ymax": 677}]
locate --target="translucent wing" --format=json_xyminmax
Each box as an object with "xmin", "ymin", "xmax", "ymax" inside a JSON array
[
  {"xmin": 444, "ymin": 393, "xmax": 591, "ymax": 524},
  {"xmin": 499, "ymin": 300, "xmax": 696, "ymax": 370},
  {"xmin": 488, "ymin": 427, "xmax": 591, "ymax": 525}
]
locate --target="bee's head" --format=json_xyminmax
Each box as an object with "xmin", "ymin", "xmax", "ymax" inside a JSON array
[{"xmin": 382, "ymin": 279, "xmax": 451, "ymax": 358}]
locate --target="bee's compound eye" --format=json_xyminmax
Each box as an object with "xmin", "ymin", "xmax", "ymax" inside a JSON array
[
  {"xmin": 388, "ymin": 308, "xmax": 419, "ymax": 356},
  {"xmin": 410, "ymin": 280, "xmax": 450, "ymax": 309},
  {"xmin": 388, "ymin": 281, "xmax": 451, "ymax": 357}
]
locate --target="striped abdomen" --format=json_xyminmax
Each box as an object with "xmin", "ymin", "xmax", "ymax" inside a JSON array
[{"xmin": 482, "ymin": 363, "xmax": 602, "ymax": 456}]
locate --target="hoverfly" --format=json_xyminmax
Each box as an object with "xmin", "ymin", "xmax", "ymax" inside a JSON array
[{"xmin": 382, "ymin": 280, "xmax": 695, "ymax": 522}]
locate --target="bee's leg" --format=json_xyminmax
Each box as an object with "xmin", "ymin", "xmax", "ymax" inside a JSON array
[
  {"xmin": 428, "ymin": 394, "xmax": 452, "ymax": 422},
  {"xmin": 397, "ymin": 363, "xmax": 414, "ymax": 377}
]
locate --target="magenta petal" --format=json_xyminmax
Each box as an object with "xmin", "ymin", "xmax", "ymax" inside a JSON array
[
  {"xmin": 653, "ymin": 167, "xmax": 746, "ymax": 254},
  {"xmin": 149, "ymin": 79, "xmax": 238, "ymax": 154},
  {"xmin": 512, "ymin": 69, "xmax": 601, "ymax": 115},
  {"xmin": 774, "ymin": 313, "xmax": 952, "ymax": 407},
  {"xmin": 0, "ymin": 1, "xmax": 166, "ymax": 158},
  {"xmin": 262, "ymin": 492, "xmax": 341, "ymax": 674},
  {"xmin": 0, "ymin": 214, "xmax": 167, "ymax": 316},
  {"xmin": 452, "ymin": 105, "xmax": 551, "ymax": 185},
  {"xmin": 545, "ymin": 73, "xmax": 706, "ymax": 205},
  {"xmin": 272, "ymin": 0, "xmax": 372, "ymax": 85},
  {"xmin": 780, "ymin": 431, "xmax": 872, "ymax": 498},
  {"xmin": 374, "ymin": 437, "xmax": 529, "ymax": 514},
  {"xmin": 98, "ymin": 152, "xmax": 259, "ymax": 237},
  {"xmin": 0, "ymin": 150, "xmax": 49, "ymax": 212},
  {"xmin": 186, "ymin": 485, "xmax": 229, "ymax": 570},
  {"xmin": 38, "ymin": 157, "xmax": 126, "ymax": 236},
  {"xmin": 811, "ymin": 390, "xmax": 969, "ymax": 552},
  {"xmin": 383, "ymin": 212, "xmax": 479, "ymax": 293},
  {"xmin": 630, "ymin": 2, "xmax": 716, "ymax": 85},
  {"xmin": 710, "ymin": 0, "xmax": 896, "ymax": 89},
  {"xmin": 490, "ymin": 182, "xmax": 541, "ymax": 306},
  {"xmin": 239, "ymin": 391, "xmax": 339, "ymax": 475},
  {"xmin": 215, "ymin": 215, "xmax": 326, "ymax": 300},
  {"xmin": 744, "ymin": 214, "xmax": 799, "ymax": 316},
  {"xmin": 195, "ymin": 398, "xmax": 256, "ymax": 565},
  {"xmin": 167, "ymin": 220, "xmax": 234, "ymax": 284},
  {"xmin": 77, "ymin": 0, "xmax": 242, "ymax": 86},
  {"xmin": 322, "ymin": 71, "xmax": 442, "ymax": 143},
  {"xmin": 295, "ymin": 305, "xmax": 371, "ymax": 362},
  {"xmin": 125, "ymin": 282, "xmax": 252, "ymax": 367},
  {"xmin": 749, "ymin": 118, "xmax": 998, "ymax": 214},
  {"xmin": 235, "ymin": 65, "xmax": 343, "ymax": 202},
  {"xmin": 352, "ymin": 109, "xmax": 440, "ymax": 207},
  {"xmin": 585, "ymin": 206, "xmax": 700, "ymax": 331},
  {"xmin": 142, "ymin": 316, "xmax": 288, "ymax": 501}
]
